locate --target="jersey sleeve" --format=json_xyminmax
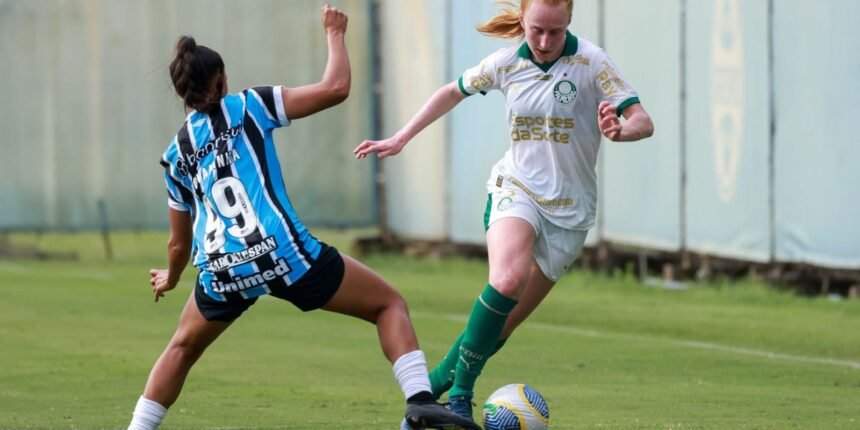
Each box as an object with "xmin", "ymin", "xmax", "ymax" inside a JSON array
[
  {"xmin": 458, "ymin": 50, "xmax": 503, "ymax": 97},
  {"xmin": 244, "ymin": 86, "xmax": 290, "ymax": 131},
  {"xmin": 591, "ymin": 50, "xmax": 640, "ymax": 116},
  {"xmin": 160, "ymin": 139, "xmax": 195, "ymax": 213}
]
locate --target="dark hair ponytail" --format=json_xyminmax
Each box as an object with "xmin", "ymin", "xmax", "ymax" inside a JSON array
[{"xmin": 169, "ymin": 35, "xmax": 226, "ymax": 113}]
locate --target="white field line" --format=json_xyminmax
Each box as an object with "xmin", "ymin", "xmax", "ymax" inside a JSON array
[
  {"xmin": 0, "ymin": 262, "xmax": 31, "ymax": 274},
  {"xmin": 415, "ymin": 311, "xmax": 860, "ymax": 370},
  {"xmin": 0, "ymin": 262, "xmax": 114, "ymax": 282}
]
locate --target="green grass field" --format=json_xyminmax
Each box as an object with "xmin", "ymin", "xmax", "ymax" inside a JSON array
[{"xmin": 1, "ymin": 231, "xmax": 858, "ymax": 429}]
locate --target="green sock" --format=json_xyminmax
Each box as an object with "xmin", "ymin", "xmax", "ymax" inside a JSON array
[
  {"xmin": 448, "ymin": 284, "xmax": 517, "ymax": 399},
  {"xmin": 430, "ymin": 334, "xmax": 510, "ymax": 398},
  {"xmin": 429, "ymin": 332, "xmax": 464, "ymax": 398}
]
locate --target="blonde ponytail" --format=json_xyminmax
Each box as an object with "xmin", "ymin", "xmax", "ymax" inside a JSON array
[
  {"xmin": 476, "ymin": 1, "xmax": 524, "ymax": 39},
  {"xmin": 476, "ymin": 0, "xmax": 574, "ymax": 40}
]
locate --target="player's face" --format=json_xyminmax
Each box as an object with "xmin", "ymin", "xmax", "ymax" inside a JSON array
[{"xmin": 520, "ymin": 1, "xmax": 571, "ymax": 64}]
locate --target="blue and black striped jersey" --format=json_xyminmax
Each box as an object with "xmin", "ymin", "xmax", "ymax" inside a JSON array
[{"xmin": 161, "ymin": 86, "xmax": 322, "ymax": 301}]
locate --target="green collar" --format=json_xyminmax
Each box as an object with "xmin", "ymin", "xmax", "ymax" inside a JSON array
[{"xmin": 517, "ymin": 30, "xmax": 579, "ymax": 73}]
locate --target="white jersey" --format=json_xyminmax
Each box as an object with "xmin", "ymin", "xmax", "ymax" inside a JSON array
[{"xmin": 459, "ymin": 33, "xmax": 640, "ymax": 230}]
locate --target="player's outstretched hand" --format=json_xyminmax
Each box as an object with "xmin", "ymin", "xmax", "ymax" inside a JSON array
[
  {"xmin": 322, "ymin": 4, "xmax": 348, "ymax": 35},
  {"xmin": 149, "ymin": 268, "xmax": 176, "ymax": 302},
  {"xmin": 598, "ymin": 100, "xmax": 622, "ymax": 141},
  {"xmin": 354, "ymin": 135, "xmax": 408, "ymax": 159}
]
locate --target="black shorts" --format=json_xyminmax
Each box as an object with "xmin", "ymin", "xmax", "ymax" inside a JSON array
[{"xmin": 194, "ymin": 244, "xmax": 345, "ymax": 322}]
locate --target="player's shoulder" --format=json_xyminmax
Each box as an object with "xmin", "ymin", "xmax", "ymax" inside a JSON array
[
  {"xmin": 162, "ymin": 132, "xmax": 182, "ymax": 163},
  {"xmin": 241, "ymin": 86, "xmax": 264, "ymax": 97},
  {"xmin": 241, "ymin": 86, "xmax": 280, "ymax": 112},
  {"xmin": 237, "ymin": 87, "xmax": 262, "ymax": 106},
  {"xmin": 225, "ymin": 91, "xmax": 245, "ymax": 102},
  {"xmin": 163, "ymin": 113, "xmax": 194, "ymax": 156},
  {"xmin": 222, "ymin": 92, "xmax": 246, "ymax": 111},
  {"xmin": 570, "ymin": 36, "xmax": 606, "ymax": 61},
  {"xmin": 174, "ymin": 116, "xmax": 192, "ymax": 143},
  {"xmin": 553, "ymin": 36, "xmax": 605, "ymax": 71},
  {"xmin": 482, "ymin": 44, "xmax": 522, "ymax": 66}
]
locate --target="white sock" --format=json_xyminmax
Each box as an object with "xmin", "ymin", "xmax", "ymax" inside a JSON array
[
  {"xmin": 392, "ymin": 350, "xmax": 433, "ymax": 400},
  {"xmin": 128, "ymin": 396, "xmax": 167, "ymax": 430}
]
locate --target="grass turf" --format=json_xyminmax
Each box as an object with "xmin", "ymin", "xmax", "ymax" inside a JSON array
[{"xmin": 0, "ymin": 231, "xmax": 858, "ymax": 429}]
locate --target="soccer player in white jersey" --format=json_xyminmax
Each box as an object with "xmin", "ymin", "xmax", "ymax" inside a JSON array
[
  {"xmin": 354, "ymin": 0, "xmax": 654, "ymax": 421},
  {"xmin": 126, "ymin": 5, "xmax": 479, "ymax": 430}
]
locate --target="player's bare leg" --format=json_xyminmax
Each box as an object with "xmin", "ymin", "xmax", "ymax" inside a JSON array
[
  {"xmin": 322, "ymin": 254, "xmax": 480, "ymax": 430},
  {"xmin": 501, "ymin": 260, "xmax": 555, "ymax": 339},
  {"xmin": 143, "ymin": 291, "xmax": 231, "ymax": 406},
  {"xmin": 320, "ymin": 253, "xmax": 418, "ymax": 362},
  {"xmin": 130, "ymin": 291, "xmax": 231, "ymax": 429}
]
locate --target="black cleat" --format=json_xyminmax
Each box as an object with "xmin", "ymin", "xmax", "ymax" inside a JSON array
[{"xmin": 403, "ymin": 400, "xmax": 482, "ymax": 429}]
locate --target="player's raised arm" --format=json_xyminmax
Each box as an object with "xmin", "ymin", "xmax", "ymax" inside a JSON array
[
  {"xmin": 280, "ymin": 4, "xmax": 350, "ymax": 120},
  {"xmin": 353, "ymin": 80, "xmax": 465, "ymax": 159}
]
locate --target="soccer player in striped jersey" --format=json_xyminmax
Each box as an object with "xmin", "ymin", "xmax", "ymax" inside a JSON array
[
  {"xmin": 355, "ymin": 0, "xmax": 654, "ymax": 422},
  {"xmin": 127, "ymin": 5, "xmax": 479, "ymax": 430}
]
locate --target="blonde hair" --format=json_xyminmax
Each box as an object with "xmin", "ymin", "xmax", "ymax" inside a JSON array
[{"xmin": 476, "ymin": 0, "xmax": 574, "ymax": 39}]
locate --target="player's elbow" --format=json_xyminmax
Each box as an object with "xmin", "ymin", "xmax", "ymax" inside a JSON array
[
  {"xmin": 642, "ymin": 117, "xmax": 655, "ymax": 139},
  {"xmin": 444, "ymin": 81, "xmax": 465, "ymax": 101},
  {"xmin": 327, "ymin": 79, "xmax": 351, "ymax": 105},
  {"xmin": 636, "ymin": 114, "xmax": 655, "ymax": 140},
  {"xmin": 167, "ymin": 236, "xmax": 191, "ymax": 258}
]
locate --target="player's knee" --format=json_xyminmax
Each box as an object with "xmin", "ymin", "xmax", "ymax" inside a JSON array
[
  {"xmin": 371, "ymin": 287, "xmax": 409, "ymax": 322},
  {"xmin": 166, "ymin": 335, "xmax": 206, "ymax": 365},
  {"xmin": 489, "ymin": 272, "xmax": 529, "ymax": 297},
  {"xmin": 382, "ymin": 287, "xmax": 408, "ymax": 312}
]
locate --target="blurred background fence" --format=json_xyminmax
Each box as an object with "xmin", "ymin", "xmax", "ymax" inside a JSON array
[
  {"xmin": 0, "ymin": 0, "xmax": 375, "ymax": 230},
  {"xmin": 1, "ymin": 0, "xmax": 858, "ymax": 272}
]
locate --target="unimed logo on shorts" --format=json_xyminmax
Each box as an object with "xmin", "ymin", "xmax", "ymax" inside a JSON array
[{"xmin": 210, "ymin": 258, "xmax": 291, "ymax": 293}]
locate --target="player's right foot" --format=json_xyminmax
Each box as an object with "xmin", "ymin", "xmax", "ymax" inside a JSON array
[
  {"xmin": 403, "ymin": 400, "xmax": 481, "ymax": 429},
  {"xmin": 444, "ymin": 396, "xmax": 475, "ymax": 421}
]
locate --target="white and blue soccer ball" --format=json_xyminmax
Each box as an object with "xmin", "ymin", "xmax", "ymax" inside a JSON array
[{"xmin": 482, "ymin": 383, "xmax": 550, "ymax": 430}]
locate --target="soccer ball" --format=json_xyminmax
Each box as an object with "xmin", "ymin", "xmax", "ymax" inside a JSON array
[{"xmin": 482, "ymin": 383, "xmax": 550, "ymax": 430}]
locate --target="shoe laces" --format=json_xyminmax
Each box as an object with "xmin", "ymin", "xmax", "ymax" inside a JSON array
[{"xmin": 444, "ymin": 396, "xmax": 475, "ymax": 417}]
